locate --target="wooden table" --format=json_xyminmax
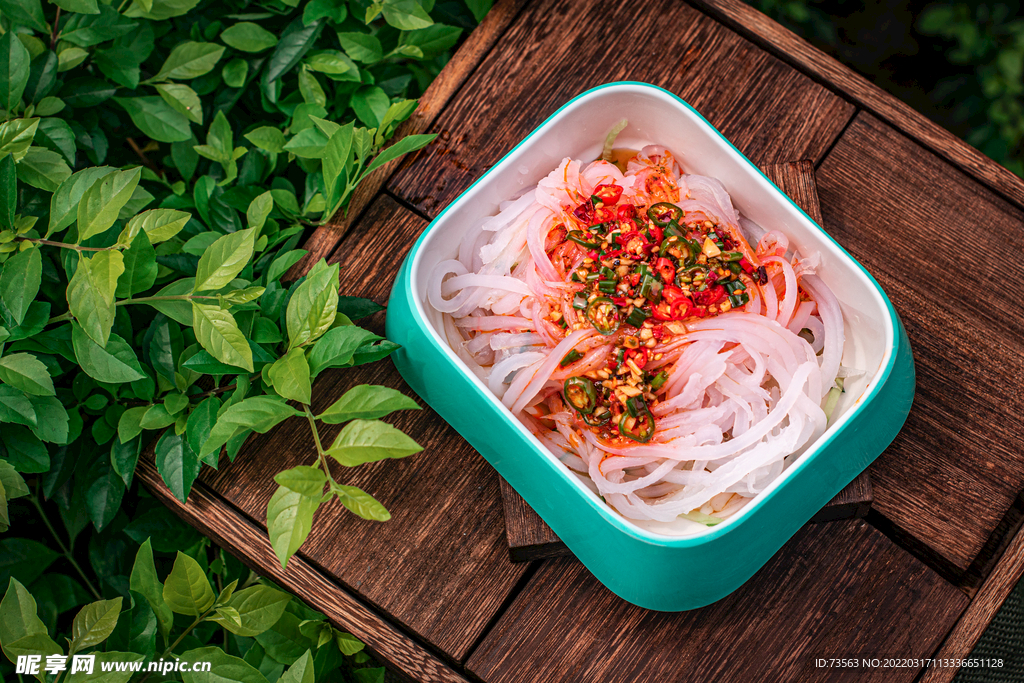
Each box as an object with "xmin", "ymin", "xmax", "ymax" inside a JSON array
[{"xmin": 137, "ymin": 1, "xmax": 1024, "ymax": 681}]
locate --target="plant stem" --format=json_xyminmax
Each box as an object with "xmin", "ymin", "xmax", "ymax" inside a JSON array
[
  {"xmin": 50, "ymin": 8, "xmax": 61, "ymax": 48},
  {"xmin": 18, "ymin": 237, "xmax": 111, "ymax": 252},
  {"xmin": 30, "ymin": 489, "xmax": 103, "ymax": 601},
  {"xmin": 46, "ymin": 294, "xmax": 219, "ymax": 325},
  {"xmin": 303, "ymin": 405, "xmax": 339, "ymax": 488}
]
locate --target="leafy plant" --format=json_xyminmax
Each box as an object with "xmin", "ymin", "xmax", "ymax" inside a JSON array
[
  {"xmin": 917, "ymin": 2, "xmax": 1024, "ymax": 176},
  {"xmin": 0, "ymin": 0, "xmax": 488, "ymax": 578},
  {"xmin": 0, "ymin": 535, "xmax": 385, "ymax": 683}
]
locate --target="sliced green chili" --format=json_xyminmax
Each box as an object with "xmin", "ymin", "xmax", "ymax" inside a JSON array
[
  {"xmin": 585, "ymin": 297, "xmax": 620, "ymax": 335},
  {"xmin": 647, "ymin": 202, "xmax": 683, "ymax": 227},
  {"xmin": 560, "ymin": 349, "xmax": 583, "ymax": 367},
  {"xmin": 563, "ymin": 377, "xmax": 597, "ymax": 414},
  {"xmin": 597, "ymin": 279, "xmax": 617, "ymax": 294},
  {"xmin": 624, "ymin": 307, "xmax": 649, "ymax": 327},
  {"xmin": 651, "ymin": 370, "xmax": 668, "ymax": 390},
  {"xmin": 582, "ymin": 407, "xmax": 612, "ymax": 426},
  {"xmin": 619, "ymin": 409, "xmax": 655, "ymax": 443}
]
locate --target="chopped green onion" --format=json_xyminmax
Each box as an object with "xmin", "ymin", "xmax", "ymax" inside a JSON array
[
  {"xmin": 651, "ymin": 370, "xmax": 668, "ymax": 389},
  {"xmin": 567, "ymin": 230, "xmax": 601, "ymax": 249},
  {"xmin": 625, "ymin": 307, "xmax": 649, "ymax": 327},
  {"xmin": 601, "ymin": 118, "xmax": 629, "ymax": 162},
  {"xmin": 723, "ymin": 251, "xmax": 743, "ymax": 261},
  {"xmin": 723, "ymin": 280, "xmax": 746, "ymax": 294},
  {"xmin": 597, "ymin": 279, "xmax": 617, "ymax": 293},
  {"xmin": 572, "ymin": 294, "xmax": 589, "ymax": 310},
  {"xmin": 823, "ymin": 377, "xmax": 845, "ymax": 423},
  {"xmin": 729, "ymin": 292, "xmax": 750, "ymax": 308},
  {"xmin": 681, "ymin": 510, "xmax": 723, "ymax": 526}
]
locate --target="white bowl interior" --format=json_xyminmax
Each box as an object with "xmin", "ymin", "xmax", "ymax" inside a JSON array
[{"xmin": 408, "ymin": 84, "xmax": 895, "ymax": 539}]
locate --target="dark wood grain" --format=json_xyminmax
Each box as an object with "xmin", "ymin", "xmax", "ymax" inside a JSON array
[
  {"xmin": 816, "ymin": 113, "xmax": 1024, "ymax": 571},
  {"xmin": 388, "ymin": 0, "xmax": 855, "ymax": 217},
  {"xmin": 921, "ymin": 523, "xmax": 1024, "ymax": 683},
  {"xmin": 135, "ymin": 460, "xmax": 471, "ymax": 683},
  {"xmin": 689, "ymin": 0, "xmax": 1024, "ymax": 213},
  {"xmin": 498, "ymin": 159, "xmax": 873, "ymax": 562},
  {"xmin": 285, "ymin": 0, "xmax": 529, "ymax": 280},
  {"xmin": 468, "ymin": 520, "xmax": 968, "ymax": 683},
  {"xmin": 201, "ymin": 196, "xmax": 529, "ymax": 662}
]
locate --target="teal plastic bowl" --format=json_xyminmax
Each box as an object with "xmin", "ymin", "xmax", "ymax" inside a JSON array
[{"xmin": 386, "ymin": 82, "xmax": 915, "ymax": 611}]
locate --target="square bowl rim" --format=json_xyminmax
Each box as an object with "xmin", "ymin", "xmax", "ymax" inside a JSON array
[{"xmin": 400, "ymin": 80, "xmax": 901, "ymax": 547}]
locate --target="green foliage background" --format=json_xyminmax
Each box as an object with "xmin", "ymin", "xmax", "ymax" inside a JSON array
[
  {"xmin": 0, "ymin": 0, "xmax": 490, "ymax": 681},
  {"xmin": 748, "ymin": 0, "xmax": 1024, "ymax": 176}
]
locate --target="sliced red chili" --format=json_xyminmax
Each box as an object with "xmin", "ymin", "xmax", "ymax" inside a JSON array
[
  {"xmin": 654, "ymin": 257, "xmax": 675, "ymax": 283},
  {"xmin": 647, "ymin": 225, "xmax": 664, "ymax": 245},
  {"xmin": 692, "ymin": 285, "xmax": 726, "ymax": 306},
  {"xmin": 669, "ymin": 298, "xmax": 691, "ymax": 319},
  {"xmin": 738, "ymin": 257, "xmax": 755, "ymax": 274},
  {"xmin": 624, "ymin": 347, "xmax": 649, "ymax": 370},
  {"xmin": 661, "ymin": 285, "xmax": 686, "ymax": 304},
  {"xmin": 652, "ymin": 301, "xmax": 674, "ymax": 321},
  {"xmin": 619, "ymin": 231, "xmax": 649, "ymax": 256},
  {"xmin": 593, "ymin": 184, "xmax": 623, "ymax": 205},
  {"xmin": 617, "ymin": 204, "xmax": 637, "ymax": 221}
]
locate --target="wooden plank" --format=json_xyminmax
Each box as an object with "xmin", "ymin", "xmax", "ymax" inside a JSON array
[
  {"xmin": 200, "ymin": 196, "xmax": 529, "ymax": 663},
  {"xmin": 921, "ymin": 523, "xmax": 1024, "ymax": 683},
  {"xmin": 134, "ymin": 460, "xmax": 471, "ymax": 683},
  {"xmin": 388, "ymin": 0, "xmax": 855, "ymax": 218},
  {"xmin": 816, "ymin": 113, "xmax": 1024, "ymax": 571},
  {"xmin": 468, "ymin": 520, "xmax": 968, "ymax": 683},
  {"xmin": 688, "ymin": 0, "xmax": 1024, "ymax": 213},
  {"xmin": 499, "ymin": 159, "xmax": 872, "ymax": 562},
  {"xmin": 285, "ymin": 0, "xmax": 529, "ymax": 280}
]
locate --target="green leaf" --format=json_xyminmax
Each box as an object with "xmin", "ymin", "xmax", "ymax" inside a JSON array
[
  {"xmin": 0, "ymin": 460, "xmax": 29, "ymax": 500},
  {"xmin": 266, "ymin": 347, "xmax": 311, "ymax": 404},
  {"xmin": 208, "ymin": 585, "xmax": 291, "ymax": 637},
  {"xmin": 318, "ymin": 385, "xmax": 419, "ymax": 424},
  {"xmin": 72, "ymin": 326, "xmax": 147, "ymax": 383},
  {"xmin": 222, "ymin": 22, "xmax": 279, "ymax": 52},
  {"xmin": 116, "ymin": 230, "xmax": 157, "ymax": 298},
  {"xmin": 351, "ymin": 339, "xmax": 400, "ymax": 365},
  {"xmin": 304, "ymin": 0, "xmax": 346, "ymax": 25},
  {"xmin": 148, "ymin": 278, "xmax": 195, "ymax": 325},
  {"xmin": 244, "ymin": 126, "xmax": 285, "ymax": 154},
  {"xmin": 84, "ymin": 450, "xmax": 124, "ymax": 531},
  {"xmin": 181, "ymin": 646, "xmax": 270, "ymax": 683},
  {"xmin": 321, "ymin": 123, "xmax": 353, "ymax": 206},
  {"xmin": 200, "ymin": 396, "xmax": 299, "ymax": 458},
  {"xmin": 155, "ymin": 429, "xmax": 199, "ymax": 502},
  {"xmin": 337, "ymin": 296, "xmax": 384, "ymax": 321},
  {"xmin": 25, "ymin": 395, "xmax": 68, "ymax": 444},
  {"xmin": 70, "ymin": 598, "xmax": 122, "ymax": 651},
  {"xmin": 326, "ymin": 419, "xmax": 422, "ymax": 466},
  {"xmin": 0, "ymin": 246, "xmax": 41, "ymax": 326},
  {"xmin": 282, "ymin": 126, "xmax": 328, "ymax": 159},
  {"xmin": 47, "ymin": 166, "xmax": 116, "ymax": 237},
  {"xmin": 117, "ymin": 406, "xmax": 148, "ymax": 443},
  {"xmin": 15, "ymin": 146, "xmax": 71, "ymax": 191},
  {"xmin": 297, "ymin": 68, "xmax": 326, "ymax": 107},
  {"xmin": 265, "ymin": 17, "xmax": 324, "ymax": 84},
  {"xmin": 400, "ymin": 23, "xmax": 462, "ymax": 59},
  {"xmin": 35, "ymin": 96, "xmax": 64, "ymax": 116},
  {"xmin": 129, "ymin": 539, "xmax": 174, "ymax": 639},
  {"xmin": 122, "ymin": 208, "xmax": 191, "ymax": 245},
  {"xmin": 364, "ymin": 133, "xmax": 436, "ymax": 177},
  {"xmin": 163, "ymin": 551, "xmax": 215, "ymax": 616},
  {"xmin": 273, "ymin": 466, "xmax": 325, "ymax": 497},
  {"xmin": 194, "ymin": 227, "xmax": 257, "ymax": 292},
  {"xmin": 280, "ymin": 650, "xmax": 315, "ymax": 683},
  {"xmin": 67, "ymin": 250, "xmax": 123, "ymax": 347},
  {"xmin": 351, "ymin": 85, "xmax": 389, "ymax": 128},
  {"xmin": 222, "ymin": 58, "xmax": 248, "ymax": 88},
  {"xmin": 267, "ymin": 484, "xmax": 319, "ymax": 569},
  {"xmin": 304, "ymin": 50, "xmax": 355, "ymax": 76},
  {"xmin": 0, "ymin": 577, "xmax": 61, "ymax": 663},
  {"xmin": 0, "ymin": 538, "xmax": 59, "ymax": 587},
  {"xmin": 186, "ymin": 396, "xmax": 220, "ymax": 460},
  {"xmin": 0, "ymin": 352, "xmax": 54, "ymax": 396},
  {"xmin": 115, "ymin": 96, "xmax": 192, "ymax": 143},
  {"xmin": 0, "ymin": 0, "xmax": 49, "ymax": 32},
  {"xmin": 0, "ymin": 154, "xmax": 14, "ymax": 231},
  {"xmin": 0, "ymin": 32, "xmax": 30, "ymax": 113},
  {"xmin": 0, "ymin": 389, "xmax": 36, "ymax": 428},
  {"xmin": 124, "ymin": 0, "xmax": 200, "ymax": 20},
  {"xmin": 307, "ymin": 325, "xmax": 377, "ymax": 376},
  {"xmin": 465, "ymin": 0, "xmax": 492, "ymax": 22},
  {"xmin": 110, "ymin": 433, "xmax": 141, "ymax": 487},
  {"xmin": 246, "ymin": 191, "xmax": 273, "ymax": 231},
  {"xmin": 337, "ymin": 32, "xmax": 383, "ymax": 63},
  {"xmin": 152, "ymin": 41, "xmax": 225, "ymax": 81},
  {"xmin": 0, "ymin": 117, "xmax": 38, "ymax": 162},
  {"xmin": 35, "ymin": 117, "xmax": 76, "ymax": 165},
  {"xmin": 192, "ymin": 302, "xmax": 253, "ymax": 372},
  {"xmin": 156, "ymin": 82, "xmax": 203, "ymax": 125},
  {"xmin": 381, "ymin": 0, "xmax": 433, "ymax": 30},
  {"xmin": 334, "ymin": 484, "xmax": 390, "ymax": 521},
  {"xmin": 77, "ymin": 167, "xmax": 142, "ymax": 242},
  {"xmin": 286, "ymin": 261, "xmax": 339, "ymax": 348}
]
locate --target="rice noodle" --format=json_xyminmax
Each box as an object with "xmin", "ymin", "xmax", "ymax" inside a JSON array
[{"xmin": 429, "ymin": 141, "xmax": 846, "ymax": 528}]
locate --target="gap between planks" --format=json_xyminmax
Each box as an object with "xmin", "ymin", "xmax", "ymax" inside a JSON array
[
  {"xmin": 686, "ymin": 0, "xmax": 1024, "ymax": 214},
  {"xmin": 285, "ymin": 0, "xmax": 531, "ymax": 280},
  {"xmin": 134, "ymin": 456, "xmax": 473, "ymax": 683}
]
